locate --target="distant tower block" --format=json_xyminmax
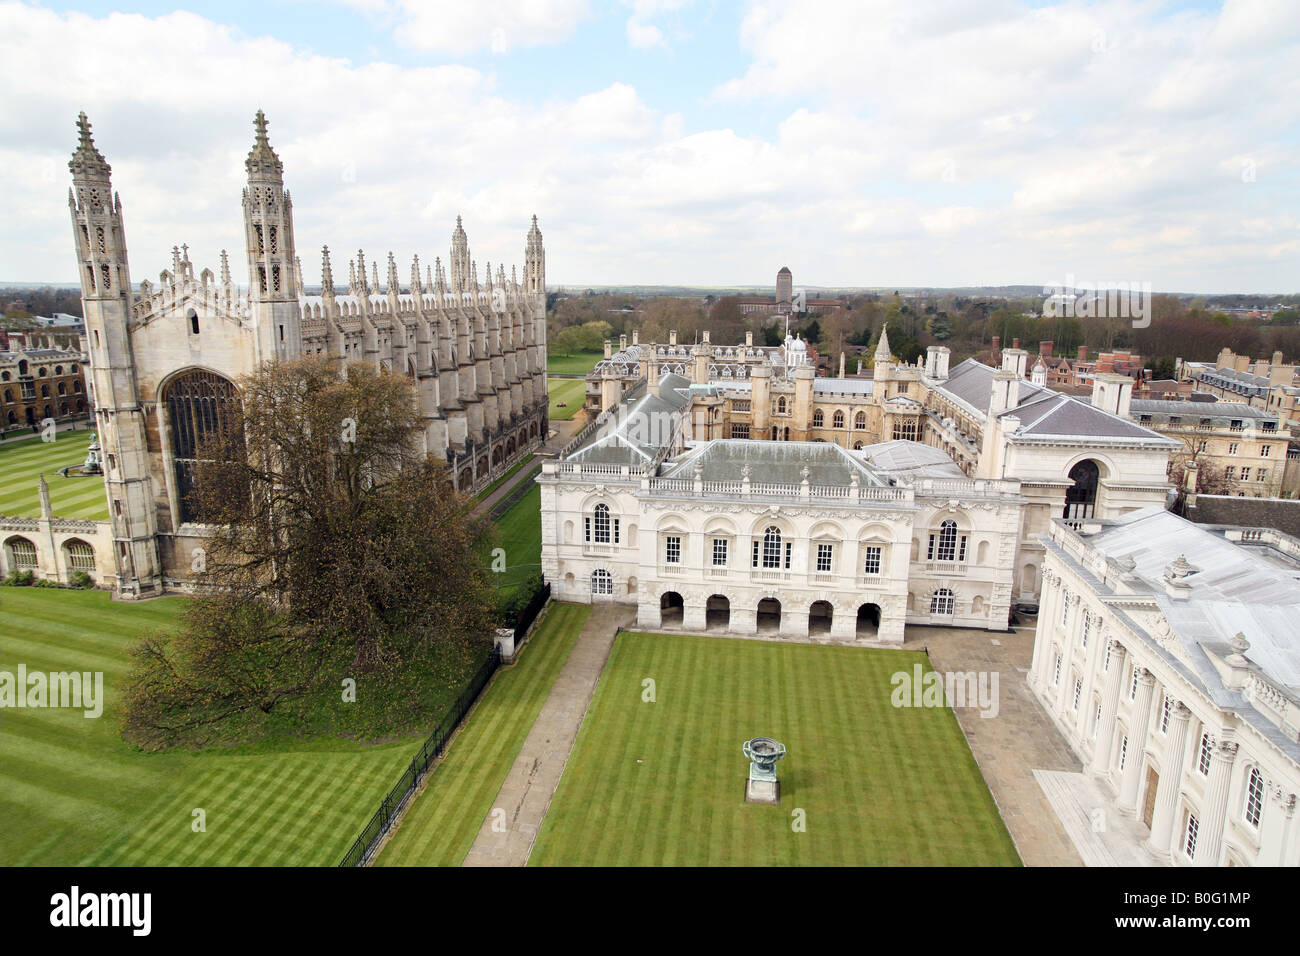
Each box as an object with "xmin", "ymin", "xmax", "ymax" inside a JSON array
[{"xmin": 776, "ymin": 266, "xmax": 793, "ymax": 309}]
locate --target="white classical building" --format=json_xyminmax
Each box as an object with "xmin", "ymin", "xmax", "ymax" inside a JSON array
[
  {"xmin": 588, "ymin": 331, "xmax": 1179, "ymax": 606},
  {"xmin": 1030, "ymin": 507, "xmax": 1300, "ymax": 865},
  {"xmin": 539, "ymin": 373, "xmax": 1026, "ymax": 641}
]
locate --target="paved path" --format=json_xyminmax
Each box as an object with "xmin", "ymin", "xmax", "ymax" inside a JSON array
[
  {"xmin": 1034, "ymin": 770, "xmax": 1154, "ymax": 866},
  {"xmin": 471, "ymin": 417, "xmax": 585, "ymax": 519},
  {"xmin": 473, "ymin": 459, "xmax": 543, "ymax": 518},
  {"xmin": 462, "ymin": 603, "xmax": 634, "ymax": 867},
  {"xmin": 910, "ymin": 623, "xmax": 1085, "ymax": 867}
]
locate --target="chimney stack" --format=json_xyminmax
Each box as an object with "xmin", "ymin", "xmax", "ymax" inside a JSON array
[
  {"xmin": 632, "ymin": 329, "xmax": 639, "ymax": 345},
  {"xmin": 1001, "ymin": 348, "xmax": 1029, "ymax": 379},
  {"xmin": 745, "ymin": 330, "xmax": 753, "ymax": 347},
  {"xmin": 1077, "ymin": 345, "xmax": 1087, "ymax": 363},
  {"xmin": 669, "ymin": 329, "xmax": 677, "ymax": 346},
  {"xmin": 989, "ymin": 369, "xmax": 1020, "ymax": 416},
  {"xmin": 1012, "ymin": 337, "xmax": 1020, "ymax": 350},
  {"xmin": 1184, "ymin": 460, "xmax": 1199, "ymax": 509},
  {"xmin": 1092, "ymin": 372, "xmax": 1134, "ymax": 420},
  {"xmin": 1040, "ymin": 341, "xmax": 1053, "ymax": 357}
]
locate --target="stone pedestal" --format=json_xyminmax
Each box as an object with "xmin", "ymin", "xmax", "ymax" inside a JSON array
[
  {"xmin": 493, "ymin": 627, "xmax": 517, "ymax": 663},
  {"xmin": 746, "ymin": 778, "xmax": 780, "ymax": 804}
]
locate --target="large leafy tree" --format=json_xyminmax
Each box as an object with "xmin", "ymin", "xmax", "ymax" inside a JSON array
[{"xmin": 122, "ymin": 358, "xmax": 496, "ymax": 750}]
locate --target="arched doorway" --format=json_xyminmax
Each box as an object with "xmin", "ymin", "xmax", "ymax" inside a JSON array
[
  {"xmin": 757, "ymin": 597, "xmax": 781, "ymax": 632},
  {"xmin": 856, "ymin": 603, "xmax": 881, "ymax": 638},
  {"xmin": 1064, "ymin": 459, "xmax": 1100, "ymax": 524},
  {"xmin": 706, "ymin": 594, "xmax": 730, "ymax": 631},
  {"xmin": 660, "ymin": 591, "xmax": 684, "ymax": 626},
  {"xmin": 809, "ymin": 600, "xmax": 833, "ymax": 635}
]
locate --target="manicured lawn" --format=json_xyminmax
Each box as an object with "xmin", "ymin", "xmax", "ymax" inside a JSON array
[
  {"xmin": 547, "ymin": 377, "xmax": 586, "ymax": 421},
  {"xmin": 0, "ymin": 430, "xmax": 108, "ymax": 520},
  {"xmin": 546, "ymin": 351, "xmax": 601, "ymax": 376},
  {"xmin": 0, "ymin": 588, "xmax": 421, "ymax": 866},
  {"xmin": 376, "ymin": 603, "xmax": 590, "ymax": 866},
  {"xmin": 491, "ymin": 484, "xmax": 541, "ymax": 595},
  {"xmin": 476, "ymin": 454, "xmax": 535, "ymax": 501},
  {"xmin": 530, "ymin": 633, "xmax": 1020, "ymax": 866}
]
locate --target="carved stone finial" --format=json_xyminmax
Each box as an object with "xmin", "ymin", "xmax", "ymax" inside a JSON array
[
  {"xmin": 321, "ymin": 245, "xmax": 334, "ymax": 295},
  {"xmin": 245, "ymin": 109, "xmax": 283, "ymax": 179},
  {"xmin": 356, "ymin": 249, "xmax": 368, "ymax": 294},
  {"xmin": 69, "ymin": 111, "xmax": 111, "ymax": 180}
]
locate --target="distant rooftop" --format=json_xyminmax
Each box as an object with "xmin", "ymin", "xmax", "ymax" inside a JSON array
[
  {"xmin": 938, "ymin": 359, "xmax": 1174, "ymax": 443},
  {"xmin": 1081, "ymin": 507, "xmax": 1300, "ymax": 695},
  {"xmin": 664, "ymin": 439, "xmax": 889, "ymax": 486},
  {"xmin": 860, "ymin": 440, "xmax": 967, "ymax": 479}
]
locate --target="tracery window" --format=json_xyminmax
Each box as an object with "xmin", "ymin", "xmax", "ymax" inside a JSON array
[{"xmin": 164, "ymin": 369, "xmax": 241, "ymax": 524}]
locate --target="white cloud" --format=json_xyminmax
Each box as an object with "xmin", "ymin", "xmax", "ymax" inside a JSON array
[
  {"xmin": 1, "ymin": 1, "xmax": 1299, "ymax": 292},
  {"xmin": 347, "ymin": 0, "xmax": 592, "ymax": 54},
  {"xmin": 626, "ymin": 18, "xmax": 666, "ymax": 49}
]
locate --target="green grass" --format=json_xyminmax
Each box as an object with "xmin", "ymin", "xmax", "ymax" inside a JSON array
[
  {"xmin": 547, "ymin": 377, "xmax": 586, "ymax": 421},
  {"xmin": 0, "ymin": 430, "xmax": 108, "ymax": 520},
  {"xmin": 529, "ymin": 633, "xmax": 1020, "ymax": 866},
  {"xmin": 375, "ymin": 603, "xmax": 591, "ymax": 866},
  {"xmin": 491, "ymin": 484, "xmax": 541, "ymax": 595},
  {"xmin": 0, "ymin": 588, "xmax": 422, "ymax": 866},
  {"xmin": 476, "ymin": 455, "xmax": 535, "ymax": 501},
  {"xmin": 546, "ymin": 351, "xmax": 601, "ymax": 376}
]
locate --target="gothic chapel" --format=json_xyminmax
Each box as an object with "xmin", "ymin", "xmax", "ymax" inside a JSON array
[{"xmin": 69, "ymin": 111, "xmax": 548, "ymax": 597}]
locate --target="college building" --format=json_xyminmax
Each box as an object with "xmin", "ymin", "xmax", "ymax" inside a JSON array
[
  {"xmin": 584, "ymin": 329, "xmax": 1178, "ymax": 605},
  {"xmin": 9, "ymin": 110, "xmax": 548, "ymax": 598},
  {"xmin": 1030, "ymin": 507, "xmax": 1300, "ymax": 865}
]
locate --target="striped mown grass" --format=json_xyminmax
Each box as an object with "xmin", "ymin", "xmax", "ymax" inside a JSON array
[
  {"xmin": 529, "ymin": 632, "xmax": 1021, "ymax": 866},
  {"xmin": 491, "ymin": 483, "xmax": 541, "ymax": 594},
  {"xmin": 376, "ymin": 602, "xmax": 590, "ymax": 866},
  {"xmin": 0, "ymin": 588, "xmax": 421, "ymax": 866},
  {"xmin": 547, "ymin": 377, "xmax": 586, "ymax": 421},
  {"xmin": 0, "ymin": 430, "xmax": 108, "ymax": 520}
]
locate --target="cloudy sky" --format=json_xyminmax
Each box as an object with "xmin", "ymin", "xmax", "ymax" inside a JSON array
[{"xmin": 2, "ymin": 0, "xmax": 1297, "ymax": 292}]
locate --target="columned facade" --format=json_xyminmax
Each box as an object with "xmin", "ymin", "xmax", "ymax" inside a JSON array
[{"xmin": 1030, "ymin": 509, "xmax": 1300, "ymax": 866}]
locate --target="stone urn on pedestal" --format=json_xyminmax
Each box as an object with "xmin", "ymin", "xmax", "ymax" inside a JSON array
[{"xmin": 743, "ymin": 736, "xmax": 786, "ymax": 804}]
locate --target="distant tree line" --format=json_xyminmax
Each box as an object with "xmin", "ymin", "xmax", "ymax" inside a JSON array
[{"xmin": 548, "ymin": 287, "xmax": 1300, "ymax": 373}]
